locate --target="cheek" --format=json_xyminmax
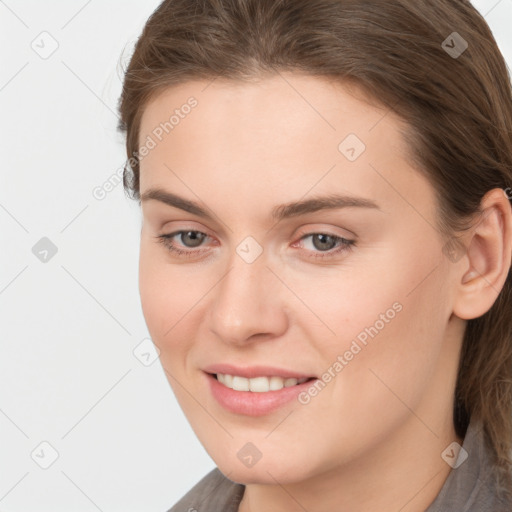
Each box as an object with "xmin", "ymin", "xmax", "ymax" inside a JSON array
[
  {"xmin": 281, "ymin": 249, "xmax": 415, "ymax": 349},
  {"xmin": 328, "ymin": 259, "xmax": 449, "ymax": 422},
  {"xmin": 299, "ymin": 241, "xmax": 449, "ymax": 389},
  {"xmin": 138, "ymin": 239, "xmax": 200, "ymax": 350},
  {"xmin": 319, "ymin": 239, "xmax": 447, "ymax": 342}
]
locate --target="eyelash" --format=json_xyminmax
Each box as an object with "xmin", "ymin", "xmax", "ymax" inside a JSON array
[{"xmin": 155, "ymin": 230, "xmax": 355, "ymax": 260}]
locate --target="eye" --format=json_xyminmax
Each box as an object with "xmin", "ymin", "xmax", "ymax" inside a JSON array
[
  {"xmin": 155, "ymin": 230, "xmax": 355, "ymax": 260},
  {"xmin": 156, "ymin": 230, "xmax": 211, "ymax": 258},
  {"xmin": 293, "ymin": 232, "xmax": 355, "ymax": 259}
]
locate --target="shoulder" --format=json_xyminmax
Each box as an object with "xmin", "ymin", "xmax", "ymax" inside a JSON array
[
  {"xmin": 426, "ymin": 418, "xmax": 512, "ymax": 512},
  {"xmin": 166, "ymin": 467, "xmax": 245, "ymax": 512}
]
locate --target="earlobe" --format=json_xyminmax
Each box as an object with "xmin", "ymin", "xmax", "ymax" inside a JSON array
[{"xmin": 453, "ymin": 188, "xmax": 512, "ymax": 320}]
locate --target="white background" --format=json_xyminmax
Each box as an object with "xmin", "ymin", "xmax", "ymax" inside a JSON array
[{"xmin": 1, "ymin": 1, "xmax": 511, "ymax": 511}]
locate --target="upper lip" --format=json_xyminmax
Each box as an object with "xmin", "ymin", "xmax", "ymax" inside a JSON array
[{"xmin": 203, "ymin": 363, "xmax": 316, "ymax": 380}]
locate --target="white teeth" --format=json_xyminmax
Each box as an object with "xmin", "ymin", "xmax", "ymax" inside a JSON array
[
  {"xmin": 232, "ymin": 376, "xmax": 250, "ymax": 391},
  {"xmin": 216, "ymin": 373, "xmax": 309, "ymax": 392},
  {"xmin": 269, "ymin": 376, "xmax": 285, "ymax": 391},
  {"xmin": 249, "ymin": 376, "xmax": 269, "ymax": 392}
]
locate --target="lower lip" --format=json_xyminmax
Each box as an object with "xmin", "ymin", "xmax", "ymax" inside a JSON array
[{"xmin": 205, "ymin": 372, "xmax": 317, "ymax": 416}]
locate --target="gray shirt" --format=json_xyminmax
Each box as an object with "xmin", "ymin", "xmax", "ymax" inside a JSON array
[{"xmin": 167, "ymin": 417, "xmax": 512, "ymax": 511}]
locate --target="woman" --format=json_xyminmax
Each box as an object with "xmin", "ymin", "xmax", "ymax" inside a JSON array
[{"xmin": 117, "ymin": 0, "xmax": 512, "ymax": 510}]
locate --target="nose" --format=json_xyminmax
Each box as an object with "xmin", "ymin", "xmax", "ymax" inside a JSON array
[{"xmin": 207, "ymin": 249, "xmax": 289, "ymax": 346}]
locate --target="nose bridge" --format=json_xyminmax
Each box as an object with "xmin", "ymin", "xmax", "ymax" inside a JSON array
[{"xmin": 208, "ymin": 244, "xmax": 287, "ymax": 343}]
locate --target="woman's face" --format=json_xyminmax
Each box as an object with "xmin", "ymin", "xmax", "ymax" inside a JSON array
[{"xmin": 137, "ymin": 73, "xmax": 464, "ymax": 484}]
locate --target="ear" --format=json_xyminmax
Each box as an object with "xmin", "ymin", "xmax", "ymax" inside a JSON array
[{"xmin": 452, "ymin": 188, "xmax": 512, "ymax": 320}]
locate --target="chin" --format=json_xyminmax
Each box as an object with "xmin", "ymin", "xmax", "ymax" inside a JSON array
[{"xmin": 215, "ymin": 455, "xmax": 317, "ymax": 486}]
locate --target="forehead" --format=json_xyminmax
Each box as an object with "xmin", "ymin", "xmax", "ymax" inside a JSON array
[
  {"xmin": 139, "ymin": 72, "xmax": 406, "ymax": 149},
  {"xmin": 137, "ymin": 72, "xmax": 434, "ymax": 225},
  {"xmin": 139, "ymin": 73, "xmax": 406, "ymax": 167}
]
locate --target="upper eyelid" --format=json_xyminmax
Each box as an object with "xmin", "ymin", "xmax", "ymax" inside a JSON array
[{"xmin": 158, "ymin": 214, "xmax": 356, "ymax": 238}]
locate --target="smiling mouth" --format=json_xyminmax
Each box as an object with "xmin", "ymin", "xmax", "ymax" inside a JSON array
[{"xmin": 210, "ymin": 372, "xmax": 316, "ymax": 392}]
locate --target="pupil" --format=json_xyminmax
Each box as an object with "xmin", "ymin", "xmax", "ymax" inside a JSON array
[
  {"xmin": 314, "ymin": 234, "xmax": 335, "ymax": 251},
  {"xmin": 183, "ymin": 231, "xmax": 204, "ymax": 247}
]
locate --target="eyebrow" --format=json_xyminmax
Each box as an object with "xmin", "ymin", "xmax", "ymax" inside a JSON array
[{"xmin": 140, "ymin": 187, "xmax": 381, "ymax": 222}]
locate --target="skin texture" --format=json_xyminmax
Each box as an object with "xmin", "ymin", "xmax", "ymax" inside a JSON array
[{"xmin": 137, "ymin": 72, "xmax": 512, "ymax": 512}]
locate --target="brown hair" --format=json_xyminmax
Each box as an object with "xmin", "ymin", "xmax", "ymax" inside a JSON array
[{"xmin": 117, "ymin": 0, "xmax": 512, "ymax": 496}]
